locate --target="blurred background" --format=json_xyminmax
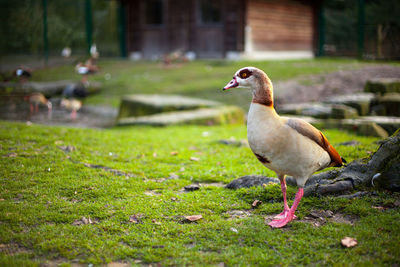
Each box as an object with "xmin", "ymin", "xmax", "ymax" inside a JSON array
[
  {"xmin": 0, "ymin": 0, "xmax": 399, "ymax": 130},
  {"xmin": 1, "ymin": 0, "xmax": 399, "ymax": 67}
]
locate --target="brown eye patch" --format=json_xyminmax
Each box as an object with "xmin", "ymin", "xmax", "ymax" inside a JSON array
[{"xmin": 238, "ymin": 68, "xmax": 252, "ymax": 79}]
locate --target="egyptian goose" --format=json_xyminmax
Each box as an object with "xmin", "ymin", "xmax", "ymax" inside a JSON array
[
  {"xmin": 75, "ymin": 58, "xmax": 99, "ymax": 84},
  {"xmin": 61, "ymin": 98, "xmax": 82, "ymax": 119},
  {"xmin": 223, "ymin": 67, "xmax": 345, "ymax": 228},
  {"xmin": 25, "ymin": 92, "xmax": 52, "ymax": 114},
  {"xmin": 14, "ymin": 66, "xmax": 32, "ymax": 84}
]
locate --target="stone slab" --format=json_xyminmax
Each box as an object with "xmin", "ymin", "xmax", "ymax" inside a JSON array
[
  {"xmin": 365, "ymin": 78, "xmax": 400, "ymax": 94},
  {"xmin": 117, "ymin": 106, "xmax": 244, "ymax": 126},
  {"xmin": 0, "ymin": 80, "xmax": 101, "ymax": 97},
  {"xmin": 323, "ymin": 93, "xmax": 375, "ymax": 116},
  {"xmin": 277, "ymin": 102, "xmax": 358, "ymax": 119},
  {"xmin": 374, "ymin": 93, "xmax": 400, "ymax": 116},
  {"xmin": 118, "ymin": 94, "xmax": 221, "ymax": 119}
]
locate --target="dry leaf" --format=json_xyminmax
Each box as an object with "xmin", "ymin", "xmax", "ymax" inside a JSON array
[
  {"xmin": 190, "ymin": 157, "xmax": 200, "ymax": 161},
  {"xmin": 152, "ymin": 219, "xmax": 162, "ymax": 225},
  {"xmin": 184, "ymin": 215, "xmax": 203, "ymax": 222},
  {"xmin": 4, "ymin": 153, "xmax": 17, "ymax": 158},
  {"xmin": 252, "ymin": 200, "xmax": 262, "ymax": 207},
  {"xmin": 341, "ymin": 237, "xmax": 358, "ymax": 247},
  {"xmin": 72, "ymin": 216, "xmax": 97, "ymax": 226},
  {"xmin": 170, "ymin": 151, "xmax": 179, "ymax": 156},
  {"xmin": 129, "ymin": 214, "xmax": 143, "ymax": 224}
]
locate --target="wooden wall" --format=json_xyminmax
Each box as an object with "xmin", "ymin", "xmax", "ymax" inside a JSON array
[
  {"xmin": 247, "ymin": 0, "xmax": 315, "ymax": 51},
  {"xmin": 122, "ymin": 0, "xmax": 245, "ymax": 59}
]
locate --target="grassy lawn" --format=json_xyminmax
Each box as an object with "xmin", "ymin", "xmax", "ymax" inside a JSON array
[
  {"xmin": 1, "ymin": 59, "xmax": 399, "ymax": 265},
  {"xmin": 1, "ymin": 121, "xmax": 400, "ymax": 266},
  {"xmin": 31, "ymin": 58, "xmax": 370, "ymax": 110}
]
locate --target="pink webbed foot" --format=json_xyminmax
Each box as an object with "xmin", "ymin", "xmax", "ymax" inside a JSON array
[
  {"xmin": 269, "ymin": 213, "xmax": 295, "ymax": 228},
  {"xmin": 273, "ymin": 209, "xmax": 296, "ymax": 220},
  {"xmin": 268, "ymin": 187, "xmax": 304, "ymax": 228}
]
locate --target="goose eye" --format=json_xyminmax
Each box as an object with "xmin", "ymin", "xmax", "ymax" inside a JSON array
[{"xmin": 239, "ymin": 69, "xmax": 252, "ymax": 79}]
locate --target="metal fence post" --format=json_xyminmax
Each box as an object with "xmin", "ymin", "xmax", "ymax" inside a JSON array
[
  {"xmin": 357, "ymin": 0, "xmax": 365, "ymax": 59},
  {"xmin": 85, "ymin": 0, "xmax": 93, "ymax": 55},
  {"xmin": 118, "ymin": 0, "xmax": 127, "ymax": 58},
  {"xmin": 43, "ymin": 0, "xmax": 48, "ymax": 64},
  {"xmin": 317, "ymin": 4, "xmax": 325, "ymax": 57}
]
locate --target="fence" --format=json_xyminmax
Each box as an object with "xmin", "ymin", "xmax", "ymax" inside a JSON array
[
  {"xmin": 320, "ymin": 0, "xmax": 400, "ymax": 59},
  {"xmin": 0, "ymin": 0, "xmax": 123, "ymax": 63}
]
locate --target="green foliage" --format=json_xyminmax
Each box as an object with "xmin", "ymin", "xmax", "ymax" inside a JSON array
[{"xmin": 1, "ymin": 121, "xmax": 399, "ymax": 265}]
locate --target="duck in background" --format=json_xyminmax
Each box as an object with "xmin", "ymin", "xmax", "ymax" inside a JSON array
[{"xmin": 24, "ymin": 92, "xmax": 52, "ymax": 117}]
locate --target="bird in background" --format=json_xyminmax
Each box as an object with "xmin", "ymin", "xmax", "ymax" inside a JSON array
[
  {"xmin": 24, "ymin": 92, "xmax": 52, "ymax": 117},
  {"xmin": 61, "ymin": 47, "xmax": 71, "ymax": 58},
  {"xmin": 90, "ymin": 44, "xmax": 99, "ymax": 60},
  {"xmin": 61, "ymin": 98, "xmax": 82, "ymax": 120},
  {"xmin": 75, "ymin": 58, "xmax": 99, "ymax": 84},
  {"xmin": 13, "ymin": 65, "xmax": 32, "ymax": 84},
  {"xmin": 223, "ymin": 67, "xmax": 345, "ymax": 228}
]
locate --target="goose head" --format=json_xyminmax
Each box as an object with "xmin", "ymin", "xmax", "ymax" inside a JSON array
[{"xmin": 223, "ymin": 67, "xmax": 274, "ymax": 107}]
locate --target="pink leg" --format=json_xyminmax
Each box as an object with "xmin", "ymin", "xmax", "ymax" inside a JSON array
[
  {"xmin": 71, "ymin": 110, "xmax": 77, "ymax": 120},
  {"xmin": 269, "ymin": 187, "xmax": 304, "ymax": 228},
  {"xmin": 274, "ymin": 178, "xmax": 290, "ymax": 219},
  {"xmin": 30, "ymin": 104, "xmax": 34, "ymax": 113}
]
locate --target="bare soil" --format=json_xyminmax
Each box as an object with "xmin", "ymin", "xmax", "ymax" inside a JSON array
[{"xmin": 274, "ymin": 64, "xmax": 400, "ymax": 105}]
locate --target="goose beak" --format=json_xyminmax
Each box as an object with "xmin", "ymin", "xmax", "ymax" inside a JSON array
[{"xmin": 223, "ymin": 77, "xmax": 238, "ymax": 90}]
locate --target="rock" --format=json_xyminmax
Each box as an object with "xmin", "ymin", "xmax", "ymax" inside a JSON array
[
  {"xmin": 365, "ymin": 78, "xmax": 400, "ymax": 95},
  {"xmin": 311, "ymin": 116, "xmax": 400, "ymax": 137},
  {"xmin": 347, "ymin": 121, "xmax": 389, "ymax": 138},
  {"xmin": 374, "ymin": 93, "xmax": 400, "ymax": 116},
  {"xmin": 184, "ymin": 184, "xmax": 200, "ymax": 191},
  {"xmin": 342, "ymin": 116, "xmax": 400, "ymax": 136},
  {"xmin": 117, "ymin": 106, "xmax": 245, "ymax": 126},
  {"xmin": 0, "ymin": 81, "xmax": 101, "ymax": 97},
  {"xmin": 323, "ymin": 93, "xmax": 375, "ymax": 116},
  {"xmin": 117, "ymin": 94, "xmax": 221, "ymax": 119},
  {"xmin": 225, "ymin": 175, "xmax": 280, "ymax": 189},
  {"xmin": 277, "ymin": 102, "xmax": 358, "ymax": 119}
]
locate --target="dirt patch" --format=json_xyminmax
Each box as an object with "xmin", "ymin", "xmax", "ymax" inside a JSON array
[
  {"xmin": 0, "ymin": 243, "xmax": 31, "ymax": 255},
  {"xmin": 274, "ymin": 65, "xmax": 400, "ymax": 105}
]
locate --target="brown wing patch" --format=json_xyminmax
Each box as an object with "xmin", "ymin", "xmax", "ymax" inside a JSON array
[
  {"xmin": 287, "ymin": 118, "xmax": 343, "ymax": 167},
  {"xmin": 254, "ymin": 153, "xmax": 270, "ymax": 164}
]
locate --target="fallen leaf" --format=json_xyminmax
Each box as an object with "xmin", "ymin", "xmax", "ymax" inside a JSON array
[
  {"xmin": 152, "ymin": 219, "xmax": 162, "ymax": 225},
  {"xmin": 57, "ymin": 145, "xmax": 75, "ymax": 153},
  {"xmin": 3, "ymin": 153, "xmax": 17, "ymax": 158},
  {"xmin": 190, "ymin": 156, "xmax": 200, "ymax": 161},
  {"xmin": 72, "ymin": 216, "xmax": 97, "ymax": 226},
  {"xmin": 184, "ymin": 215, "xmax": 203, "ymax": 222},
  {"xmin": 372, "ymin": 206, "xmax": 386, "ymax": 211},
  {"xmin": 252, "ymin": 200, "xmax": 262, "ymax": 207},
  {"xmin": 170, "ymin": 151, "xmax": 179, "ymax": 156},
  {"xmin": 341, "ymin": 237, "xmax": 358, "ymax": 248},
  {"xmin": 129, "ymin": 214, "xmax": 143, "ymax": 224}
]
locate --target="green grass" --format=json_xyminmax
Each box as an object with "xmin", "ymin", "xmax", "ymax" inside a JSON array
[
  {"xmin": 31, "ymin": 58, "xmax": 370, "ymax": 109},
  {"xmin": 1, "ymin": 121, "xmax": 400, "ymax": 266}
]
